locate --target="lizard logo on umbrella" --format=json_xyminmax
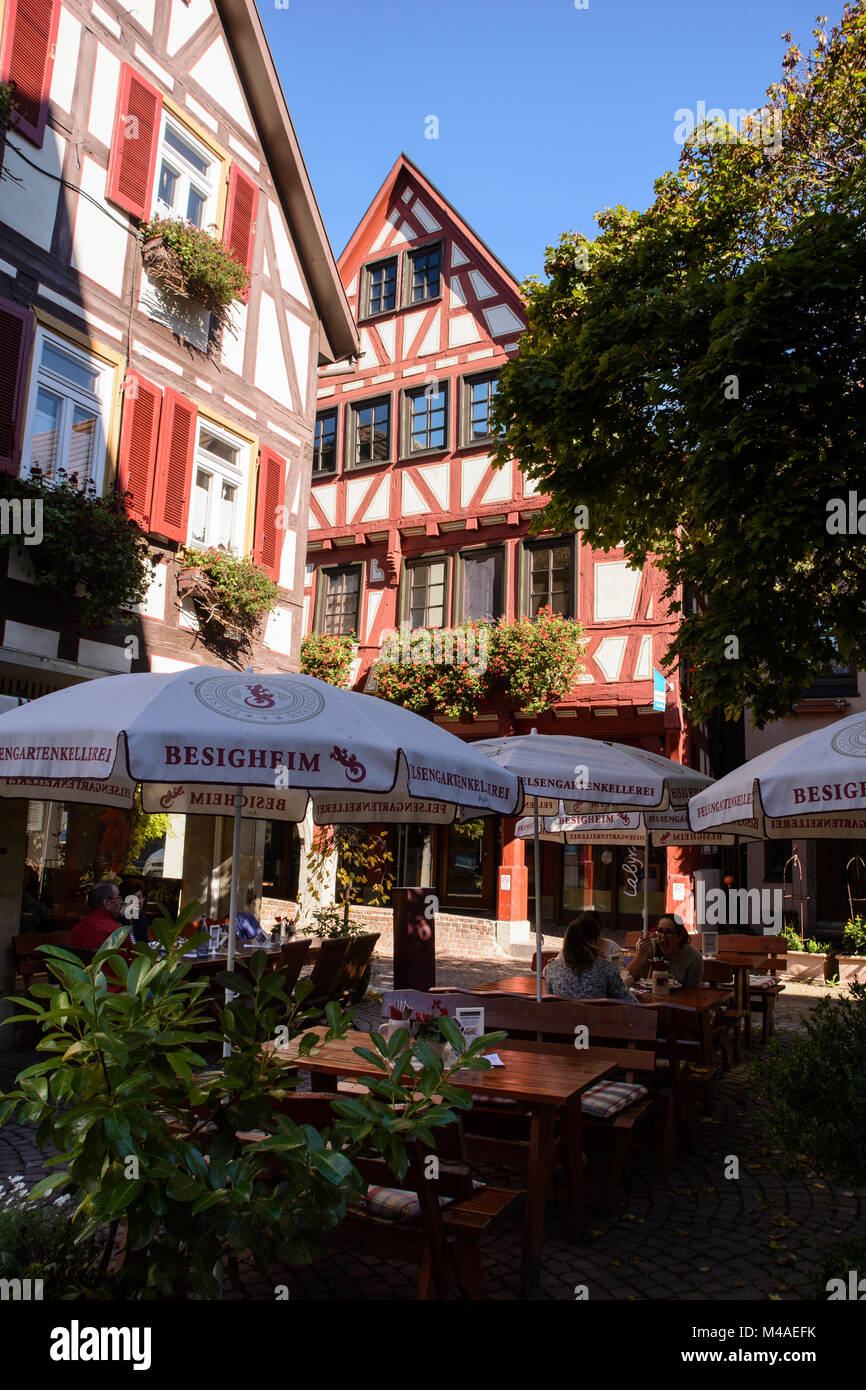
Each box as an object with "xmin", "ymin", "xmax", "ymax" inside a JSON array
[{"xmin": 193, "ymin": 675, "xmax": 325, "ymax": 724}]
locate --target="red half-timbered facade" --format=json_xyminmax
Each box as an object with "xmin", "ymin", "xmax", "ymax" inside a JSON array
[
  {"xmin": 0, "ymin": 0, "xmax": 357, "ymax": 948},
  {"xmin": 305, "ymin": 155, "xmax": 710, "ymax": 943}
]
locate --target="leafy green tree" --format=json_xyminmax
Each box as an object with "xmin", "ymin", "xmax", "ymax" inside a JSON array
[{"xmin": 492, "ymin": 4, "xmax": 866, "ymax": 727}]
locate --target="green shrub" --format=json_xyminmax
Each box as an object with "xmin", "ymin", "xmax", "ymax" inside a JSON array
[
  {"xmin": 749, "ymin": 983, "xmax": 866, "ymax": 1184},
  {"xmin": 0, "ymin": 1176, "xmax": 111, "ymax": 1298},
  {"xmin": 842, "ymin": 913, "xmax": 866, "ymax": 956},
  {"xmin": 0, "ymin": 906, "xmax": 502, "ymax": 1298},
  {"xmin": 140, "ymin": 217, "xmax": 248, "ymax": 309},
  {"xmin": 180, "ymin": 546, "xmax": 278, "ymax": 630}
]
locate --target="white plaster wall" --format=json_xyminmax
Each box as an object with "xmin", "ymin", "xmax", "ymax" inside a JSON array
[
  {"xmin": 3, "ymin": 622, "xmax": 60, "ymax": 657},
  {"xmin": 167, "ymin": 0, "xmax": 212, "ymax": 54},
  {"xmin": 51, "ymin": 8, "xmax": 82, "ymax": 114},
  {"xmin": 594, "ymin": 561, "xmax": 641, "ymax": 622},
  {"xmin": 266, "ymin": 200, "xmax": 309, "ymax": 307},
  {"xmin": 220, "ymin": 300, "xmax": 247, "ymax": 377},
  {"xmin": 285, "ymin": 311, "xmax": 310, "ymax": 408},
  {"xmin": 277, "ymin": 527, "xmax": 296, "ymax": 590},
  {"xmin": 88, "ymin": 43, "xmax": 121, "ymax": 146},
  {"xmin": 78, "ymin": 637, "xmax": 129, "ymax": 672},
  {"xmin": 116, "ymin": 0, "xmax": 156, "ymax": 31},
  {"xmin": 0, "ymin": 133, "xmax": 64, "ymax": 251},
  {"xmin": 263, "ymin": 605, "xmax": 293, "ymax": 656},
  {"xmin": 189, "ymin": 38, "xmax": 254, "ymax": 135},
  {"xmin": 70, "ymin": 157, "xmax": 128, "ymax": 296},
  {"xmin": 254, "ymin": 294, "xmax": 292, "ymax": 401}
]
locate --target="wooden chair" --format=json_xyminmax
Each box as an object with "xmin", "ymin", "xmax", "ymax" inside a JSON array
[
  {"xmin": 530, "ymin": 949, "xmax": 558, "ymax": 973},
  {"xmin": 266, "ymin": 936, "xmax": 311, "ymax": 995},
  {"xmin": 264, "ymin": 1092, "xmax": 518, "ymax": 1299},
  {"xmin": 301, "ymin": 937, "xmax": 353, "ymax": 1009},
  {"xmin": 305, "ymin": 933, "xmax": 379, "ymax": 1010},
  {"xmin": 717, "ymin": 933, "xmax": 787, "ymax": 1044},
  {"xmin": 701, "ymin": 958, "xmax": 744, "ymax": 1067},
  {"xmin": 11, "ymin": 931, "xmax": 72, "ymax": 1045}
]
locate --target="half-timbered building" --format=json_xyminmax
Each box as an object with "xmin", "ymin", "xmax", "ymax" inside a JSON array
[
  {"xmin": 0, "ymin": 0, "xmax": 357, "ymax": 939},
  {"xmin": 305, "ymin": 154, "xmax": 710, "ymax": 948}
]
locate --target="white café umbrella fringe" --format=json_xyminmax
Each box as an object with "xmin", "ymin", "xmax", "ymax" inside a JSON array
[
  {"xmin": 473, "ymin": 732, "xmax": 715, "ymax": 999},
  {"xmin": 0, "ymin": 669, "xmax": 522, "ymax": 1051},
  {"xmin": 687, "ymin": 709, "xmax": 866, "ymax": 839}
]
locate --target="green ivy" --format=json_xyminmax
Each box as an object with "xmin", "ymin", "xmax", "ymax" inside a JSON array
[
  {"xmin": 299, "ymin": 632, "xmax": 356, "ymax": 688},
  {"xmin": 842, "ymin": 914, "xmax": 866, "ymax": 957},
  {"xmin": 0, "ymin": 468, "xmax": 153, "ymax": 628},
  {"xmin": 180, "ymin": 546, "xmax": 278, "ymax": 630}
]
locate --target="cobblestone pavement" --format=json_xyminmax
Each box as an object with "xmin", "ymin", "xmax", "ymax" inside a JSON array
[{"xmin": 2, "ymin": 958, "xmax": 863, "ymax": 1301}]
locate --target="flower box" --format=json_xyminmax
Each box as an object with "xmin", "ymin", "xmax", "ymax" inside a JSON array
[
  {"xmin": 834, "ymin": 955, "xmax": 866, "ymax": 986},
  {"xmin": 782, "ymin": 950, "xmax": 831, "ymax": 983}
]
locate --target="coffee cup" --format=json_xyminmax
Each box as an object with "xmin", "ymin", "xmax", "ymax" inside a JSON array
[{"xmin": 651, "ymin": 970, "xmax": 671, "ymax": 996}]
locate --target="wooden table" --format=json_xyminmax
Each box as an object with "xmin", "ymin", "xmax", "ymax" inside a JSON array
[
  {"xmin": 271, "ymin": 1026, "xmax": 616, "ymax": 1296},
  {"xmin": 474, "ymin": 975, "xmax": 732, "ymax": 1069},
  {"xmin": 714, "ymin": 954, "xmax": 778, "ymax": 1049}
]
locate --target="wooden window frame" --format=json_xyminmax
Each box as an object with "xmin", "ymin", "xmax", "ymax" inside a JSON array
[
  {"xmin": 460, "ymin": 369, "xmax": 501, "ymax": 449},
  {"xmin": 359, "ymin": 255, "xmax": 399, "ymax": 322},
  {"xmin": 400, "ymin": 380, "xmax": 449, "ymax": 460},
  {"xmin": 312, "ymin": 407, "xmax": 339, "ymax": 477},
  {"xmin": 456, "ymin": 544, "xmax": 506, "ymax": 624},
  {"xmin": 346, "ymin": 394, "xmax": 392, "ymax": 470},
  {"xmin": 314, "ymin": 563, "xmax": 363, "ymax": 637},
  {"xmin": 520, "ymin": 536, "xmax": 575, "ymax": 619},
  {"xmin": 400, "ymin": 553, "xmax": 451, "ymax": 630},
  {"xmin": 403, "ymin": 241, "xmax": 443, "ymax": 308},
  {"xmin": 19, "ymin": 325, "xmax": 118, "ymax": 493}
]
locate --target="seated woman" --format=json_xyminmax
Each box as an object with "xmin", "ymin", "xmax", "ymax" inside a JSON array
[
  {"xmin": 543, "ymin": 911, "xmax": 638, "ymax": 1001},
  {"xmin": 626, "ymin": 913, "xmax": 704, "ymax": 989}
]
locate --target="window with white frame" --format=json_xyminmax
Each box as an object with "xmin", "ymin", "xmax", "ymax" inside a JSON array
[
  {"xmin": 20, "ymin": 330, "xmax": 114, "ymax": 490},
  {"xmin": 153, "ymin": 113, "xmax": 219, "ymax": 229},
  {"xmin": 188, "ymin": 420, "xmax": 249, "ymax": 553}
]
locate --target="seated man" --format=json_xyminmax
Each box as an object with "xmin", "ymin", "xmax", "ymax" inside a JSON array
[
  {"xmin": 626, "ymin": 913, "xmax": 704, "ymax": 989},
  {"xmin": 71, "ymin": 882, "xmax": 133, "ymax": 986}
]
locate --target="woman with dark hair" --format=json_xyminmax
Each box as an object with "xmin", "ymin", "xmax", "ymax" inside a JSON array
[
  {"xmin": 543, "ymin": 911, "xmax": 637, "ymax": 1000},
  {"xmin": 120, "ymin": 877, "xmax": 150, "ymax": 944},
  {"xmin": 627, "ymin": 913, "xmax": 704, "ymax": 988}
]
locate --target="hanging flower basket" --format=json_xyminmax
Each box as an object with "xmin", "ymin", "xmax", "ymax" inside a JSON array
[{"xmin": 140, "ymin": 217, "xmax": 249, "ymax": 335}]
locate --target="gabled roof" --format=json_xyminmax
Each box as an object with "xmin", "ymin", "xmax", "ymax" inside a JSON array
[
  {"xmin": 216, "ymin": 0, "xmax": 358, "ymax": 365},
  {"xmin": 338, "ymin": 152, "xmax": 524, "ymax": 298}
]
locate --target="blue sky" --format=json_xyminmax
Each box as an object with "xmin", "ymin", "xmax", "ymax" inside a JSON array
[{"xmin": 262, "ymin": 0, "xmax": 832, "ymax": 284}]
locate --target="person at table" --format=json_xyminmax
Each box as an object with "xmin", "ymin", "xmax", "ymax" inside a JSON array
[
  {"xmin": 626, "ymin": 913, "xmax": 704, "ymax": 989},
  {"xmin": 71, "ymin": 882, "xmax": 134, "ymax": 986},
  {"xmin": 120, "ymin": 876, "xmax": 150, "ymax": 944},
  {"xmin": 543, "ymin": 912, "xmax": 638, "ymax": 1000}
]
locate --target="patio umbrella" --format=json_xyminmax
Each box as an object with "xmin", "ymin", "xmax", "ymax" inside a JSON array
[
  {"xmin": 472, "ymin": 732, "xmax": 714, "ymax": 999},
  {"xmin": 0, "ymin": 669, "xmax": 522, "ymax": 1042},
  {"xmin": 687, "ymin": 708, "xmax": 866, "ymax": 839}
]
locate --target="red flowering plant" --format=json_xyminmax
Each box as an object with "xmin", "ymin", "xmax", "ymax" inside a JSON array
[
  {"xmin": 408, "ymin": 997, "xmax": 450, "ymax": 1043},
  {"xmin": 488, "ymin": 606, "xmax": 586, "ymax": 714},
  {"xmin": 375, "ymin": 608, "xmax": 585, "ymax": 719},
  {"xmin": 299, "ymin": 631, "xmax": 356, "ymax": 688}
]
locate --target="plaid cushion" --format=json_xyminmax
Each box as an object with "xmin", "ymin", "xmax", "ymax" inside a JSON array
[
  {"xmin": 581, "ymin": 1080, "xmax": 648, "ymax": 1118},
  {"xmin": 361, "ymin": 1180, "xmax": 484, "ymax": 1222}
]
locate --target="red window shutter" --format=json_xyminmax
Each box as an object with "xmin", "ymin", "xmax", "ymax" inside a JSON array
[
  {"xmin": 0, "ymin": 0, "xmax": 60, "ymax": 147},
  {"xmin": 223, "ymin": 164, "xmax": 258, "ymax": 299},
  {"xmin": 105, "ymin": 64, "xmax": 162, "ymax": 220},
  {"xmin": 117, "ymin": 371, "xmax": 162, "ymax": 526},
  {"xmin": 150, "ymin": 388, "xmax": 196, "ymax": 544},
  {"xmin": 0, "ymin": 299, "xmax": 33, "ymax": 473},
  {"xmin": 253, "ymin": 446, "xmax": 287, "ymax": 581}
]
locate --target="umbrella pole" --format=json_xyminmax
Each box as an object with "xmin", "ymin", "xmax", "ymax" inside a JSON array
[
  {"xmin": 222, "ymin": 785, "xmax": 244, "ymax": 1060},
  {"xmin": 642, "ymin": 823, "xmax": 650, "ymax": 938},
  {"xmin": 533, "ymin": 794, "xmax": 543, "ymax": 1003}
]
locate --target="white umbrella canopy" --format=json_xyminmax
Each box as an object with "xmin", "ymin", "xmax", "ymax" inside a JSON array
[
  {"xmin": 688, "ymin": 709, "xmax": 866, "ymax": 838},
  {"xmin": 0, "ymin": 670, "xmax": 521, "ymax": 816},
  {"xmin": 515, "ymin": 808, "xmax": 755, "ymax": 847},
  {"xmin": 0, "ymin": 670, "xmax": 523, "ymax": 1042},
  {"xmin": 472, "ymin": 732, "xmax": 712, "ymax": 815},
  {"xmin": 472, "ymin": 731, "xmax": 714, "ymax": 998}
]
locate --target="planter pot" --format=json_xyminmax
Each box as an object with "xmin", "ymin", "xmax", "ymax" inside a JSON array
[
  {"xmin": 177, "ymin": 567, "xmax": 207, "ymax": 595},
  {"xmin": 834, "ymin": 955, "xmax": 866, "ymax": 986},
  {"xmin": 782, "ymin": 950, "xmax": 830, "ymax": 983}
]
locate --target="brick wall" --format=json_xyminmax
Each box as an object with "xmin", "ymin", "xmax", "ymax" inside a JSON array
[{"xmin": 260, "ymin": 895, "xmax": 511, "ymax": 959}]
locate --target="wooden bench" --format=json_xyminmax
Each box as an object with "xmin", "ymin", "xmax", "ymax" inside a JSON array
[
  {"xmin": 266, "ymin": 1092, "xmax": 518, "ymax": 1299},
  {"xmin": 717, "ymin": 933, "xmax": 786, "ymax": 1044},
  {"xmin": 303, "ymin": 933, "xmax": 379, "ymax": 1010},
  {"xmin": 12, "ymin": 930, "xmax": 72, "ymax": 993},
  {"xmin": 408, "ymin": 991, "xmax": 667, "ymax": 1209}
]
